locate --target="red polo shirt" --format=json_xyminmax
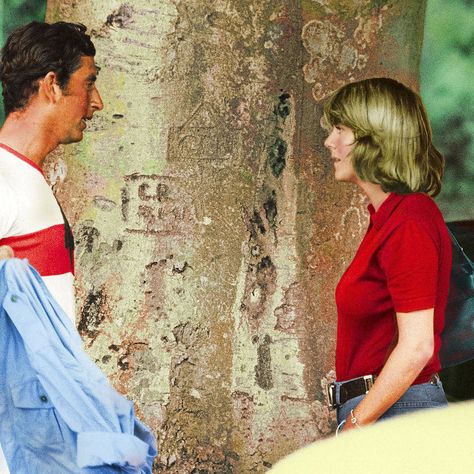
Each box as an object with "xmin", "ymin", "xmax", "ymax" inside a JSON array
[{"xmin": 335, "ymin": 193, "xmax": 452, "ymax": 384}]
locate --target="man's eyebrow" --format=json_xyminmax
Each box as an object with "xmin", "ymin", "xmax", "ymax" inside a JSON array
[{"xmin": 86, "ymin": 64, "xmax": 101, "ymax": 81}]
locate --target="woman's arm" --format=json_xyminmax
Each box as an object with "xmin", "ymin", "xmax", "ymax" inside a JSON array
[{"xmin": 342, "ymin": 308, "xmax": 435, "ymax": 431}]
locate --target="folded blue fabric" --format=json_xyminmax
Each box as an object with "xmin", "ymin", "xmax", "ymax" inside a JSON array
[{"xmin": 0, "ymin": 259, "xmax": 157, "ymax": 473}]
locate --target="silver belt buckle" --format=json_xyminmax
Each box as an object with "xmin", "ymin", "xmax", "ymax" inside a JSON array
[
  {"xmin": 326, "ymin": 382, "xmax": 337, "ymax": 409},
  {"xmin": 363, "ymin": 374, "xmax": 374, "ymax": 393},
  {"xmin": 430, "ymin": 373, "xmax": 440, "ymax": 385}
]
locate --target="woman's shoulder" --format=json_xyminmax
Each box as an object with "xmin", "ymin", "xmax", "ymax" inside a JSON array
[
  {"xmin": 389, "ymin": 193, "xmax": 449, "ymax": 245},
  {"xmin": 399, "ymin": 192, "xmax": 436, "ymax": 207},
  {"xmin": 396, "ymin": 193, "xmax": 443, "ymax": 221}
]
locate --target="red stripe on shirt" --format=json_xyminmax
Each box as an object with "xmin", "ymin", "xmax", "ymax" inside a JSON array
[{"xmin": 0, "ymin": 225, "xmax": 74, "ymax": 276}]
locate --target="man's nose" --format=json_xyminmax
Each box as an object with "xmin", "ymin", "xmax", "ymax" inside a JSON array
[{"xmin": 91, "ymin": 87, "xmax": 104, "ymax": 112}]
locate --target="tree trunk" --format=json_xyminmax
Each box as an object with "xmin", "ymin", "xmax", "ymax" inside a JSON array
[{"xmin": 45, "ymin": 1, "xmax": 426, "ymax": 472}]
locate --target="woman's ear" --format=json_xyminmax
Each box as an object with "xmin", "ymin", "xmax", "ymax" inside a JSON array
[{"xmin": 39, "ymin": 71, "xmax": 62, "ymax": 104}]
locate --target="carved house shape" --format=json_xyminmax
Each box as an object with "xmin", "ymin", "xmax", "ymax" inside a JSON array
[{"xmin": 167, "ymin": 103, "xmax": 223, "ymax": 161}]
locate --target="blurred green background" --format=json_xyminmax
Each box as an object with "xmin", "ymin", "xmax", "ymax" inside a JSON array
[
  {"xmin": 0, "ymin": 0, "xmax": 47, "ymax": 125},
  {"xmin": 420, "ymin": 0, "xmax": 474, "ymax": 221},
  {"xmin": 0, "ymin": 0, "xmax": 46, "ymax": 55},
  {"xmin": 0, "ymin": 0, "xmax": 472, "ymax": 219}
]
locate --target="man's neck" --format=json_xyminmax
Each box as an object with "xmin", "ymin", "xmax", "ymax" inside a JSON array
[{"xmin": 0, "ymin": 110, "xmax": 58, "ymax": 166}]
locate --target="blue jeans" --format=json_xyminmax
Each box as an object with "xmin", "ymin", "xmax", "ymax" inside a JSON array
[{"xmin": 336, "ymin": 376, "xmax": 448, "ymax": 425}]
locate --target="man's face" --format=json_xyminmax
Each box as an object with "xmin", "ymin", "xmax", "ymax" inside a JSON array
[{"xmin": 56, "ymin": 56, "xmax": 103, "ymax": 144}]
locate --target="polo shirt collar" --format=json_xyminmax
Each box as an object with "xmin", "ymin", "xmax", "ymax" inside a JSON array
[{"xmin": 368, "ymin": 193, "xmax": 404, "ymax": 230}]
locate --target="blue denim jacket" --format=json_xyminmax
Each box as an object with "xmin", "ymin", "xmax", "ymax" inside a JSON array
[{"xmin": 0, "ymin": 259, "xmax": 157, "ymax": 473}]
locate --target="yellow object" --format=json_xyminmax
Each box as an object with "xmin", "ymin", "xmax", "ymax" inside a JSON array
[{"xmin": 270, "ymin": 402, "xmax": 474, "ymax": 473}]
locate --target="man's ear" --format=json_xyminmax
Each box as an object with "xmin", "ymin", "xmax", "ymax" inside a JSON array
[{"xmin": 40, "ymin": 71, "xmax": 63, "ymax": 104}]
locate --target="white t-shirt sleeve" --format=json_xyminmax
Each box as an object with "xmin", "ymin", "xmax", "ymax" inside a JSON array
[
  {"xmin": 0, "ymin": 174, "xmax": 18, "ymax": 239},
  {"xmin": 0, "ymin": 442, "xmax": 10, "ymax": 473}
]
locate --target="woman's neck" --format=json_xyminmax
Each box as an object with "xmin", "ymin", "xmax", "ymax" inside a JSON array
[{"xmin": 358, "ymin": 180, "xmax": 391, "ymax": 211}]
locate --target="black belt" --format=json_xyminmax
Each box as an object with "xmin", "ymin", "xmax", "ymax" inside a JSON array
[
  {"xmin": 326, "ymin": 375, "xmax": 376, "ymax": 410},
  {"xmin": 326, "ymin": 373, "xmax": 440, "ymax": 409}
]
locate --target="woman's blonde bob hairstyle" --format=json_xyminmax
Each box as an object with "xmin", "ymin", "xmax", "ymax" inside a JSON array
[{"xmin": 321, "ymin": 77, "xmax": 444, "ymax": 196}]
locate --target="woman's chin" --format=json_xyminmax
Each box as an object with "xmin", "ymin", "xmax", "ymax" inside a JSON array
[{"xmin": 334, "ymin": 173, "xmax": 352, "ymax": 183}]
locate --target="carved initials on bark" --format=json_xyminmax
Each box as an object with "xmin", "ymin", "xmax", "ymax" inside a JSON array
[{"xmin": 122, "ymin": 174, "xmax": 195, "ymax": 235}]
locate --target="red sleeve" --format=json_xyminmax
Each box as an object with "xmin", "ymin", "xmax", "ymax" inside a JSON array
[{"xmin": 379, "ymin": 219, "xmax": 439, "ymax": 313}]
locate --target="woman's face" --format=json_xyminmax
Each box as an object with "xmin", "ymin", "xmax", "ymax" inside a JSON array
[{"xmin": 324, "ymin": 124, "xmax": 358, "ymax": 183}]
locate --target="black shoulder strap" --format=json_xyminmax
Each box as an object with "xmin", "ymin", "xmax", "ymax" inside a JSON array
[{"xmin": 55, "ymin": 198, "xmax": 75, "ymax": 267}]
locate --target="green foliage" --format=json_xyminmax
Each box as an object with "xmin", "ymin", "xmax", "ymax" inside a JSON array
[
  {"xmin": 0, "ymin": 0, "xmax": 47, "ymax": 125},
  {"xmin": 421, "ymin": 0, "xmax": 474, "ymax": 219}
]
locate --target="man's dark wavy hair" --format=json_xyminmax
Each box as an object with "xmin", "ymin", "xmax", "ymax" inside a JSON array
[{"xmin": 0, "ymin": 21, "xmax": 95, "ymax": 115}]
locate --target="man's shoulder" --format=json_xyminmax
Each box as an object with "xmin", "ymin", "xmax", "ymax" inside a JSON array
[
  {"xmin": 0, "ymin": 157, "xmax": 20, "ymax": 200},
  {"xmin": 0, "ymin": 171, "xmax": 15, "ymax": 193},
  {"xmin": 0, "ymin": 173, "xmax": 19, "ymax": 239}
]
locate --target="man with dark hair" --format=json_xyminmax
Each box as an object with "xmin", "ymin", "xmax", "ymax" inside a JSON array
[
  {"xmin": 0, "ymin": 22, "xmax": 103, "ymax": 472},
  {"xmin": 0, "ymin": 20, "xmax": 103, "ymax": 320},
  {"xmin": 1, "ymin": 21, "xmax": 98, "ymax": 116}
]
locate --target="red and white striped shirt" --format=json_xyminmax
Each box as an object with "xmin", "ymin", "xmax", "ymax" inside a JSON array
[{"xmin": 0, "ymin": 144, "xmax": 75, "ymax": 322}]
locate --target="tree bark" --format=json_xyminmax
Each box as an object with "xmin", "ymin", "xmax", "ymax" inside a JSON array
[{"xmin": 45, "ymin": 1, "xmax": 426, "ymax": 472}]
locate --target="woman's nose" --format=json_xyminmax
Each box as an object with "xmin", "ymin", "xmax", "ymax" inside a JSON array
[{"xmin": 324, "ymin": 132, "xmax": 334, "ymax": 149}]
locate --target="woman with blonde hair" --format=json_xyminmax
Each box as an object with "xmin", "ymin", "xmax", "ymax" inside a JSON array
[{"xmin": 322, "ymin": 77, "xmax": 451, "ymax": 431}]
